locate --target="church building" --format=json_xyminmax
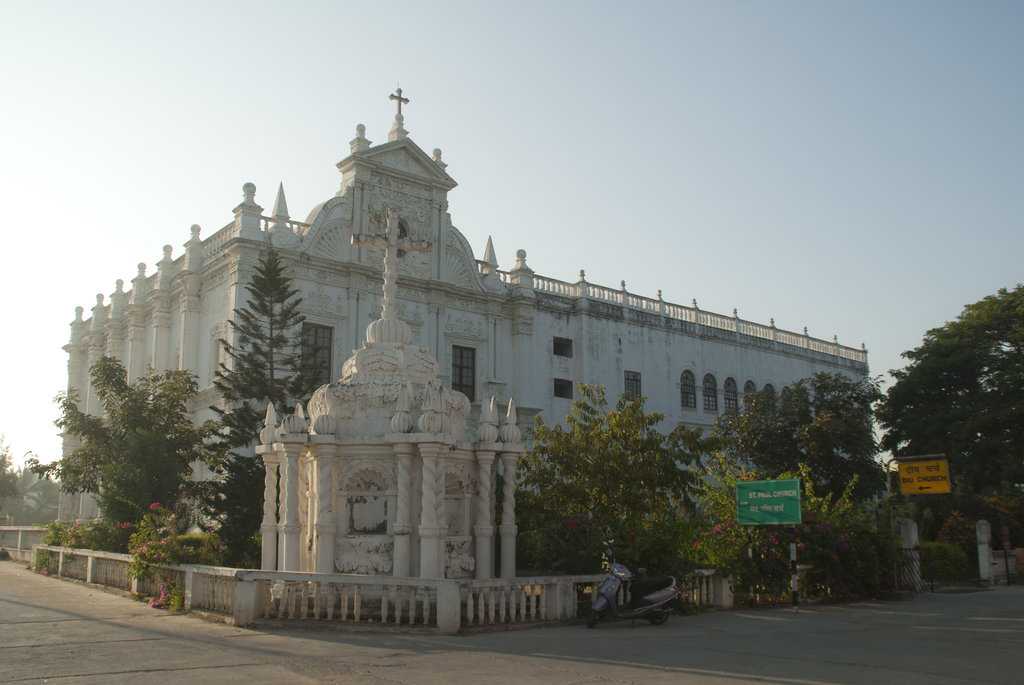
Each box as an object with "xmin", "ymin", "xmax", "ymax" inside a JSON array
[{"xmin": 59, "ymin": 90, "xmax": 869, "ymax": 522}]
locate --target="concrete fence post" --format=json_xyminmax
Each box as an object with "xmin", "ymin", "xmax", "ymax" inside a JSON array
[
  {"xmin": 86, "ymin": 556, "xmax": 96, "ymax": 584},
  {"xmin": 232, "ymin": 576, "xmax": 258, "ymax": 626},
  {"xmin": 17, "ymin": 529, "xmax": 23, "ymax": 551},
  {"xmin": 57, "ymin": 549, "xmax": 65, "ymax": 577},
  {"xmin": 977, "ymin": 520, "xmax": 993, "ymax": 585},
  {"xmin": 183, "ymin": 569, "xmax": 195, "ymax": 611},
  {"xmin": 436, "ymin": 581, "xmax": 462, "ymax": 634}
]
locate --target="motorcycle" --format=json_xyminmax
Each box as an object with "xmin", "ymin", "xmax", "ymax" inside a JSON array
[{"xmin": 587, "ymin": 545, "xmax": 678, "ymax": 628}]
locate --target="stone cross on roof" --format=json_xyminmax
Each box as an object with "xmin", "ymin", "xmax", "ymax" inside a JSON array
[
  {"xmin": 352, "ymin": 208, "xmax": 431, "ymax": 329},
  {"xmin": 389, "ymin": 87, "xmax": 409, "ymax": 116}
]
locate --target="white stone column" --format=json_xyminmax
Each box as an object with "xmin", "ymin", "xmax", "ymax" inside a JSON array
[
  {"xmin": 310, "ymin": 440, "xmax": 336, "ymax": 573},
  {"xmin": 279, "ymin": 443, "xmax": 304, "ymax": 572},
  {"xmin": 474, "ymin": 448, "xmax": 496, "ymax": 580},
  {"xmin": 499, "ymin": 451, "xmax": 519, "ymax": 579},
  {"xmin": 393, "ymin": 442, "xmax": 415, "ymax": 577},
  {"xmin": 150, "ymin": 303, "xmax": 171, "ymax": 372},
  {"xmin": 177, "ymin": 278, "xmax": 200, "ymax": 371},
  {"xmin": 418, "ymin": 442, "xmax": 444, "ymax": 578},
  {"xmin": 255, "ymin": 447, "xmax": 279, "ymax": 571}
]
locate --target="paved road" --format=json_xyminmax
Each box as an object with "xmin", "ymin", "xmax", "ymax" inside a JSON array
[{"xmin": 2, "ymin": 561, "xmax": 1022, "ymax": 684}]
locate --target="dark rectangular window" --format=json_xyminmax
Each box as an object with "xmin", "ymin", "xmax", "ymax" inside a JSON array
[
  {"xmin": 624, "ymin": 370, "xmax": 642, "ymax": 399},
  {"xmin": 301, "ymin": 323, "xmax": 334, "ymax": 388},
  {"xmin": 553, "ymin": 337, "xmax": 574, "ymax": 358},
  {"xmin": 553, "ymin": 378, "xmax": 573, "ymax": 399},
  {"xmin": 451, "ymin": 345, "xmax": 476, "ymax": 402}
]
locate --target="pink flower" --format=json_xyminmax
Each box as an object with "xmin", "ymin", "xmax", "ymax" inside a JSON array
[{"xmin": 148, "ymin": 502, "xmax": 162, "ymax": 511}]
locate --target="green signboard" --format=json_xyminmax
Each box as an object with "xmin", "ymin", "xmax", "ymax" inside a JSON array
[{"xmin": 736, "ymin": 479, "xmax": 802, "ymax": 526}]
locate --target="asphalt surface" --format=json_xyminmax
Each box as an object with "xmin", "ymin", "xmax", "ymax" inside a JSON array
[{"xmin": 1, "ymin": 560, "xmax": 1022, "ymax": 684}]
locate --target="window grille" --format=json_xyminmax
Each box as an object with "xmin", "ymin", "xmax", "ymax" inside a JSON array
[
  {"xmin": 451, "ymin": 345, "xmax": 476, "ymax": 402},
  {"xmin": 301, "ymin": 323, "xmax": 334, "ymax": 389},
  {"xmin": 624, "ymin": 370, "xmax": 642, "ymax": 399},
  {"xmin": 681, "ymin": 370, "xmax": 696, "ymax": 409},
  {"xmin": 703, "ymin": 374, "xmax": 718, "ymax": 412}
]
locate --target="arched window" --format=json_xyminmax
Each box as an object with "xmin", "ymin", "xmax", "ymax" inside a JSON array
[
  {"xmin": 703, "ymin": 374, "xmax": 718, "ymax": 412},
  {"xmin": 743, "ymin": 380, "xmax": 757, "ymax": 409},
  {"xmin": 763, "ymin": 383, "xmax": 777, "ymax": 409},
  {"xmin": 724, "ymin": 377, "xmax": 738, "ymax": 413},
  {"xmin": 680, "ymin": 370, "xmax": 696, "ymax": 409}
]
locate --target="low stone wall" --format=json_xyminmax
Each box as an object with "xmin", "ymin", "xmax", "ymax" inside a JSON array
[{"xmin": 0, "ymin": 526, "xmax": 46, "ymax": 554}]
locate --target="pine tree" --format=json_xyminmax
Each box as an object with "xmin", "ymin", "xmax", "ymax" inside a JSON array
[{"xmin": 206, "ymin": 248, "xmax": 322, "ymax": 567}]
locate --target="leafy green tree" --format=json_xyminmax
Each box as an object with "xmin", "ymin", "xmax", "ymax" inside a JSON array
[
  {"xmin": 715, "ymin": 372, "xmax": 884, "ymax": 500},
  {"xmin": 205, "ymin": 249, "xmax": 321, "ymax": 567},
  {"xmin": 0, "ymin": 440, "xmax": 21, "ymax": 520},
  {"xmin": 878, "ymin": 285, "xmax": 1024, "ymax": 495},
  {"xmin": 30, "ymin": 357, "xmax": 222, "ymax": 524},
  {"xmin": 517, "ymin": 384, "xmax": 711, "ymax": 575}
]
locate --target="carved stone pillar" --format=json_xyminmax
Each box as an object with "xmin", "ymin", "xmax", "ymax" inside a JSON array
[
  {"xmin": 474, "ymin": 449, "xmax": 496, "ymax": 579},
  {"xmin": 125, "ymin": 308, "xmax": 147, "ymax": 383},
  {"xmin": 256, "ymin": 448, "xmax": 279, "ymax": 570},
  {"xmin": 393, "ymin": 442, "xmax": 415, "ymax": 577},
  {"xmin": 418, "ymin": 442, "xmax": 444, "ymax": 578},
  {"xmin": 279, "ymin": 443, "xmax": 304, "ymax": 572},
  {"xmin": 499, "ymin": 450, "xmax": 521, "ymax": 579},
  {"xmin": 310, "ymin": 440, "xmax": 336, "ymax": 573},
  {"xmin": 150, "ymin": 300, "xmax": 171, "ymax": 372},
  {"xmin": 177, "ymin": 276, "xmax": 201, "ymax": 371}
]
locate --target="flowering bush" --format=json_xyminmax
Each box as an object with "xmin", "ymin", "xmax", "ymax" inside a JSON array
[{"xmin": 128, "ymin": 504, "xmax": 222, "ymax": 581}]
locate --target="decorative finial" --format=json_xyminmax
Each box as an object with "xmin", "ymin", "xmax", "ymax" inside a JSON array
[
  {"xmin": 282, "ymin": 402, "xmax": 308, "ymax": 435},
  {"xmin": 770, "ymin": 317, "xmax": 775, "ymax": 327},
  {"xmin": 137, "ymin": 262, "xmax": 146, "ymax": 277},
  {"xmin": 658, "ymin": 289, "xmax": 663, "ymax": 300},
  {"xmin": 162, "ymin": 245, "xmax": 173, "ymax": 260},
  {"xmin": 834, "ymin": 334, "xmax": 839, "ymax": 344},
  {"xmin": 259, "ymin": 403, "xmax": 278, "ymax": 444},
  {"xmin": 115, "ymin": 279, "xmax": 124, "ymax": 292},
  {"xmin": 390, "ymin": 383, "xmax": 415, "ymax": 434},
  {"xmin": 482, "ymin": 236, "xmax": 498, "ymax": 272},
  {"xmin": 804, "ymin": 326, "xmax": 809, "ymax": 336},
  {"xmin": 432, "ymin": 148, "xmax": 447, "ymax": 170},
  {"xmin": 95, "ymin": 293, "xmax": 104, "ymax": 306},
  {"xmin": 242, "ymin": 182, "xmax": 256, "ymax": 204},
  {"xmin": 513, "ymin": 249, "xmax": 531, "ymax": 272},
  {"xmin": 499, "ymin": 399, "xmax": 522, "ymax": 444},
  {"xmin": 621, "ymin": 280, "xmax": 627, "ymax": 291},
  {"xmin": 692, "ymin": 298, "xmax": 699, "ymax": 309},
  {"xmin": 74, "ymin": 306, "xmax": 83, "ymax": 321},
  {"xmin": 478, "ymin": 396, "xmax": 500, "ymax": 443},
  {"xmin": 578, "ymin": 269, "xmax": 586, "ymax": 282},
  {"xmin": 733, "ymin": 308, "xmax": 738, "ymax": 318},
  {"xmin": 388, "ymin": 87, "xmax": 410, "ymax": 141},
  {"xmin": 350, "ymin": 123, "xmax": 371, "ymax": 153},
  {"xmin": 272, "ymin": 182, "xmax": 289, "ymax": 220},
  {"xmin": 862, "ymin": 342, "xmax": 867, "ymax": 351},
  {"xmin": 417, "ymin": 384, "xmax": 444, "ymax": 434},
  {"xmin": 190, "ymin": 224, "xmax": 201, "ymax": 240}
]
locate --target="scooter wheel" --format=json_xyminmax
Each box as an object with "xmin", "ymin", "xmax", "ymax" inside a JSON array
[{"xmin": 647, "ymin": 611, "xmax": 669, "ymax": 626}]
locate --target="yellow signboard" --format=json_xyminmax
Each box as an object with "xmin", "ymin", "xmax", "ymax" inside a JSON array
[{"xmin": 898, "ymin": 457, "xmax": 951, "ymax": 495}]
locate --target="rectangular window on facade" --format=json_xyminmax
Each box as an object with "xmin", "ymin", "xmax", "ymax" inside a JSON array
[
  {"xmin": 553, "ymin": 337, "xmax": 574, "ymax": 358},
  {"xmin": 553, "ymin": 378, "xmax": 573, "ymax": 399},
  {"xmin": 624, "ymin": 370, "xmax": 642, "ymax": 399},
  {"xmin": 451, "ymin": 345, "xmax": 476, "ymax": 402},
  {"xmin": 301, "ymin": 323, "xmax": 334, "ymax": 389}
]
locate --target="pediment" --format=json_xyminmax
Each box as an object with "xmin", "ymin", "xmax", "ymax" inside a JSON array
[{"xmin": 339, "ymin": 138, "xmax": 457, "ymax": 190}]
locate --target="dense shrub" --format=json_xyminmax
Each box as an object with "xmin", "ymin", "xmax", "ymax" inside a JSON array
[
  {"xmin": 920, "ymin": 542, "xmax": 970, "ymax": 583},
  {"xmin": 43, "ymin": 519, "xmax": 132, "ymax": 553}
]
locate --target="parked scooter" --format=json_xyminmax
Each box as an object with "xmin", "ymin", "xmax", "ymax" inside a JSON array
[{"xmin": 587, "ymin": 544, "xmax": 678, "ymax": 628}]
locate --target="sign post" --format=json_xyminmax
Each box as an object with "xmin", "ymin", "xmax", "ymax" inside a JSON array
[
  {"xmin": 896, "ymin": 455, "xmax": 951, "ymax": 496},
  {"xmin": 736, "ymin": 479, "xmax": 802, "ymax": 608}
]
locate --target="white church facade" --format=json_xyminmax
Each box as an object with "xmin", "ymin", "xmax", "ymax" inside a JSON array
[{"xmin": 59, "ymin": 91, "xmax": 869, "ymax": 527}]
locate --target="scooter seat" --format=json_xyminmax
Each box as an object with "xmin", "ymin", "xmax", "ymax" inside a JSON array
[{"xmin": 630, "ymin": 576, "xmax": 675, "ymax": 599}]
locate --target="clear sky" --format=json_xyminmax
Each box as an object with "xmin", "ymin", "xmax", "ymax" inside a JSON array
[{"xmin": 1, "ymin": 1, "xmax": 1021, "ymax": 467}]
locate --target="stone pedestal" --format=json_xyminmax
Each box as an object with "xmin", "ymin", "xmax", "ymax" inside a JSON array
[
  {"xmin": 279, "ymin": 444, "xmax": 304, "ymax": 572},
  {"xmin": 393, "ymin": 443, "xmax": 415, "ymax": 577},
  {"xmin": 474, "ymin": 449, "xmax": 496, "ymax": 579},
  {"xmin": 499, "ymin": 451, "xmax": 520, "ymax": 579}
]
